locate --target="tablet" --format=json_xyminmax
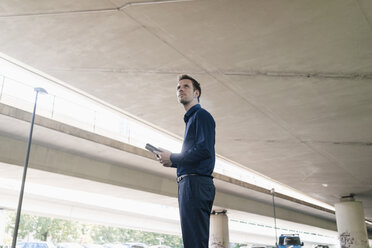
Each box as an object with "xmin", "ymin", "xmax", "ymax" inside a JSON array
[{"xmin": 145, "ymin": 143, "xmax": 162, "ymax": 155}]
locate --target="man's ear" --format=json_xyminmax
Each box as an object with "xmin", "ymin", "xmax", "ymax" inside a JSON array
[{"xmin": 194, "ymin": 90, "xmax": 200, "ymax": 98}]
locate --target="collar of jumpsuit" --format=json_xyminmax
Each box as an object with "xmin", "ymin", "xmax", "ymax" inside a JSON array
[{"xmin": 184, "ymin": 104, "xmax": 201, "ymax": 123}]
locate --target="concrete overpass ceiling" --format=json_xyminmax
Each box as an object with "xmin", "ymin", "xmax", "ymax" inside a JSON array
[
  {"xmin": 0, "ymin": 0, "xmax": 371, "ymax": 224},
  {"xmin": 0, "ymin": 104, "xmax": 339, "ymax": 232}
]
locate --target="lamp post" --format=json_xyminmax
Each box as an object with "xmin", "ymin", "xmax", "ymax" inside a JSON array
[
  {"xmin": 271, "ymin": 188, "xmax": 278, "ymax": 248},
  {"xmin": 11, "ymin": 87, "xmax": 48, "ymax": 248}
]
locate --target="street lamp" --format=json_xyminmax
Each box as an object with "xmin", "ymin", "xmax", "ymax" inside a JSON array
[
  {"xmin": 271, "ymin": 188, "xmax": 278, "ymax": 248},
  {"xmin": 11, "ymin": 87, "xmax": 48, "ymax": 248}
]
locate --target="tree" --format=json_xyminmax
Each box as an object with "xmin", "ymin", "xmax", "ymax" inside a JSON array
[
  {"xmin": 7, "ymin": 212, "xmax": 86, "ymax": 243},
  {"xmin": 89, "ymin": 226, "xmax": 183, "ymax": 247},
  {"xmin": 5, "ymin": 212, "xmax": 183, "ymax": 247}
]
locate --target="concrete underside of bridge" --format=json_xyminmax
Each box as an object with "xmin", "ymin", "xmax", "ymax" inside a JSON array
[
  {"xmin": 0, "ymin": 1, "xmax": 371, "ymax": 222},
  {"xmin": 0, "ymin": 103, "xmax": 339, "ymax": 232},
  {"xmin": 0, "ymin": 0, "xmax": 372, "ymax": 245}
]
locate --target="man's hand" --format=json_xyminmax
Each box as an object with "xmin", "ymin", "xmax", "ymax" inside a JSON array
[{"xmin": 155, "ymin": 147, "xmax": 172, "ymax": 167}]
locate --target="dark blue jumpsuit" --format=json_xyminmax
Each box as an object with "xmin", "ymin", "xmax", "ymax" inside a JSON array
[{"xmin": 170, "ymin": 104, "xmax": 216, "ymax": 248}]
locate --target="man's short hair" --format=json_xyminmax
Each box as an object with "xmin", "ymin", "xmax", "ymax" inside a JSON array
[{"xmin": 178, "ymin": 74, "xmax": 201, "ymax": 101}]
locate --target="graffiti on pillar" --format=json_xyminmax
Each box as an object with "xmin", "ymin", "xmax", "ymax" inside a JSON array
[
  {"xmin": 339, "ymin": 232, "xmax": 354, "ymax": 248},
  {"xmin": 209, "ymin": 241, "xmax": 226, "ymax": 248},
  {"xmin": 209, "ymin": 234, "xmax": 227, "ymax": 248}
]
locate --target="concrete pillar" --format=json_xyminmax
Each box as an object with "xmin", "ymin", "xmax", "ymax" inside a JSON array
[
  {"xmin": 209, "ymin": 209, "xmax": 229, "ymax": 248},
  {"xmin": 0, "ymin": 209, "xmax": 6, "ymax": 246},
  {"xmin": 335, "ymin": 196, "xmax": 369, "ymax": 248}
]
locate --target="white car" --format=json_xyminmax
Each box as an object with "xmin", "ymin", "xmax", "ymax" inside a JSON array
[
  {"xmin": 149, "ymin": 246, "xmax": 173, "ymax": 248},
  {"xmin": 57, "ymin": 243, "xmax": 84, "ymax": 248},
  {"xmin": 123, "ymin": 244, "xmax": 147, "ymax": 248}
]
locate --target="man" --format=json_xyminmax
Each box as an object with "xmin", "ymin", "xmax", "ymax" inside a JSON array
[{"xmin": 156, "ymin": 74, "xmax": 216, "ymax": 248}]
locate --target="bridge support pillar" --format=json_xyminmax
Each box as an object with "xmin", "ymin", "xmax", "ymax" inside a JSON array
[
  {"xmin": 209, "ymin": 209, "xmax": 229, "ymax": 248},
  {"xmin": 335, "ymin": 196, "xmax": 368, "ymax": 248}
]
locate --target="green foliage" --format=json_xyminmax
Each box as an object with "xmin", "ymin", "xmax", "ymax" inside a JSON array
[
  {"xmin": 89, "ymin": 226, "xmax": 182, "ymax": 247},
  {"xmin": 5, "ymin": 212, "xmax": 182, "ymax": 247},
  {"xmin": 7, "ymin": 213, "xmax": 86, "ymax": 242}
]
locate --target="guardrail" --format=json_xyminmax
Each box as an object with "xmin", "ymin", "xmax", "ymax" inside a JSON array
[{"xmin": 0, "ymin": 73, "xmax": 181, "ymax": 153}]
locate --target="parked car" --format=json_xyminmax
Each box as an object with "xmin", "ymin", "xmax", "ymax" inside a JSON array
[
  {"xmin": 57, "ymin": 243, "xmax": 84, "ymax": 248},
  {"xmin": 149, "ymin": 246, "xmax": 173, "ymax": 248},
  {"xmin": 103, "ymin": 244, "xmax": 129, "ymax": 248},
  {"xmin": 278, "ymin": 234, "xmax": 304, "ymax": 248},
  {"xmin": 82, "ymin": 244, "xmax": 104, "ymax": 248},
  {"xmin": 16, "ymin": 242, "xmax": 56, "ymax": 248},
  {"xmin": 123, "ymin": 243, "xmax": 147, "ymax": 248},
  {"xmin": 314, "ymin": 245, "xmax": 329, "ymax": 248}
]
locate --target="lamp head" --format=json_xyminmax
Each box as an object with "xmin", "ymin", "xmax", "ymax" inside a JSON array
[{"xmin": 34, "ymin": 87, "xmax": 48, "ymax": 95}]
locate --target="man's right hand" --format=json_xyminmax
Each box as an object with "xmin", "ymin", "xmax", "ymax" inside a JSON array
[{"xmin": 155, "ymin": 148, "xmax": 172, "ymax": 167}]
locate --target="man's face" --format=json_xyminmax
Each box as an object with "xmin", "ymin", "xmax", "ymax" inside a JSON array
[{"xmin": 177, "ymin": 79, "xmax": 199, "ymax": 105}]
